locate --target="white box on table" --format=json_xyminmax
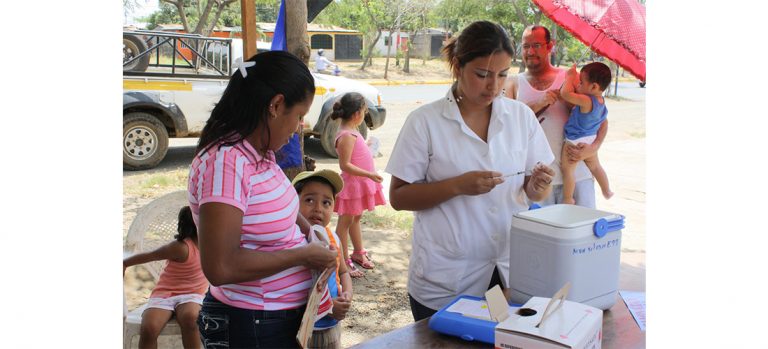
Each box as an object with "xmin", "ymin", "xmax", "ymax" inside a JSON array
[{"xmin": 495, "ymin": 296, "xmax": 603, "ymax": 349}]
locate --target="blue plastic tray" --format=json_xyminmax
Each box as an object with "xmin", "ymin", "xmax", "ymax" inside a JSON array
[{"xmin": 428, "ymin": 295, "xmax": 521, "ymax": 344}]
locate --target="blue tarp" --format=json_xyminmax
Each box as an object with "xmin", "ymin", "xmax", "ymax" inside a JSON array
[{"xmin": 272, "ymin": 0, "xmax": 303, "ymax": 169}]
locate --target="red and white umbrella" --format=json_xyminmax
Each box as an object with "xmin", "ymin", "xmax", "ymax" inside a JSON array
[{"xmin": 533, "ymin": 0, "xmax": 646, "ymax": 82}]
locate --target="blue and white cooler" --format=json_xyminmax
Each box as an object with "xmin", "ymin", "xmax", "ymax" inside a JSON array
[{"xmin": 508, "ymin": 204, "xmax": 625, "ymax": 310}]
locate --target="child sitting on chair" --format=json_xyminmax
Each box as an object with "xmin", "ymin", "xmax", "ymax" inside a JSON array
[
  {"xmin": 123, "ymin": 206, "xmax": 208, "ymax": 349},
  {"xmin": 292, "ymin": 169, "xmax": 353, "ymax": 349},
  {"xmin": 559, "ymin": 62, "xmax": 614, "ymax": 204}
]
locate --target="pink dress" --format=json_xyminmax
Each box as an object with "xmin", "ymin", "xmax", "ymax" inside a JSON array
[{"xmin": 334, "ymin": 129, "xmax": 387, "ymax": 215}]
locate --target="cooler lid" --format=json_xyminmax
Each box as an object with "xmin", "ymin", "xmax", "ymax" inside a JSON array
[{"xmin": 513, "ymin": 204, "xmax": 621, "ymax": 229}]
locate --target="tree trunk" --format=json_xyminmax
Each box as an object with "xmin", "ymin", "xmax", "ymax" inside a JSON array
[
  {"xmin": 384, "ymin": 31, "xmax": 394, "ymax": 79},
  {"xmin": 360, "ymin": 30, "xmax": 381, "ymax": 71},
  {"xmin": 511, "ymin": 38, "xmax": 518, "ymax": 65},
  {"xmin": 613, "ymin": 62, "xmax": 620, "ymax": 97},
  {"xmin": 283, "ymin": 0, "xmax": 310, "ymax": 180},
  {"xmin": 403, "ymin": 38, "xmax": 413, "ymax": 73},
  {"xmin": 550, "ymin": 24, "xmax": 557, "ymax": 66},
  {"xmin": 286, "ymin": 2, "xmax": 310, "ymax": 64},
  {"xmin": 403, "ymin": 38, "xmax": 411, "ymax": 73},
  {"xmin": 162, "ymin": 0, "xmax": 191, "ymax": 33},
  {"xmin": 205, "ymin": 1, "xmax": 237, "ymax": 37},
  {"xmin": 190, "ymin": 0, "xmax": 216, "ymax": 34}
]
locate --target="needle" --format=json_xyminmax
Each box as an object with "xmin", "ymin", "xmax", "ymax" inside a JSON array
[{"xmin": 503, "ymin": 171, "xmax": 525, "ymax": 178}]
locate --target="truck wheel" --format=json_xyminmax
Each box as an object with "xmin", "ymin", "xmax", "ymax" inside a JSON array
[
  {"xmin": 320, "ymin": 118, "xmax": 368, "ymax": 158},
  {"xmin": 124, "ymin": 34, "xmax": 149, "ymax": 72},
  {"xmin": 124, "ymin": 112, "xmax": 169, "ymax": 170}
]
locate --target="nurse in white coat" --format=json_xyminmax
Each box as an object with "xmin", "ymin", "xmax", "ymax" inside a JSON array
[{"xmin": 385, "ymin": 21, "xmax": 556, "ymax": 321}]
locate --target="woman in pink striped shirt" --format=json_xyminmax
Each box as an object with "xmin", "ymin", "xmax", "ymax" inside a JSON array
[{"xmin": 188, "ymin": 50, "xmax": 338, "ymax": 348}]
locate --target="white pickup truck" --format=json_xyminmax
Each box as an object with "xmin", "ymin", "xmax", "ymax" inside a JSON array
[{"xmin": 123, "ymin": 31, "xmax": 386, "ymax": 170}]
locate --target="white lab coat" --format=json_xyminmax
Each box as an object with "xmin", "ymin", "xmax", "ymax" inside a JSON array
[{"xmin": 385, "ymin": 88, "xmax": 554, "ymax": 310}]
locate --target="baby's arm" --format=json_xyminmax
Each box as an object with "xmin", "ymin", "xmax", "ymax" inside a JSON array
[
  {"xmin": 123, "ymin": 240, "xmax": 188, "ymax": 275},
  {"xmin": 560, "ymin": 64, "xmax": 593, "ymax": 113}
]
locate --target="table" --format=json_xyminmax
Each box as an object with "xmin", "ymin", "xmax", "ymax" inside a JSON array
[{"xmin": 350, "ymin": 258, "xmax": 645, "ymax": 349}]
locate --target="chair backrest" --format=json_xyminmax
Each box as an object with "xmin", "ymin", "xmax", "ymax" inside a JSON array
[{"xmin": 125, "ymin": 190, "xmax": 190, "ymax": 281}]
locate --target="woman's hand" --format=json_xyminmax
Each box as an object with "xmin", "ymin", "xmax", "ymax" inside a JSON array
[
  {"xmin": 301, "ymin": 241, "xmax": 337, "ymax": 271},
  {"xmin": 455, "ymin": 170, "xmax": 504, "ymax": 196},
  {"xmin": 525, "ymin": 163, "xmax": 555, "ymax": 201}
]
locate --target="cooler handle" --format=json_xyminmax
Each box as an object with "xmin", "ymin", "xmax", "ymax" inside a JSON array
[{"xmin": 593, "ymin": 215, "xmax": 625, "ymax": 238}]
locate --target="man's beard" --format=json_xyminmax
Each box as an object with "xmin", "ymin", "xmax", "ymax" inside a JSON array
[{"xmin": 524, "ymin": 57, "xmax": 541, "ymax": 71}]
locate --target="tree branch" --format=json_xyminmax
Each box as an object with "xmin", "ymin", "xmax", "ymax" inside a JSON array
[
  {"xmin": 162, "ymin": 0, "xmax": 190, "ymax": 33},
  {"xmin": 193, "ymin": 0, "xmax": 217, "ymax": 34},
  {"xmin": 511, "ymin": 0, "xmax": 530, "ymax": 27}
]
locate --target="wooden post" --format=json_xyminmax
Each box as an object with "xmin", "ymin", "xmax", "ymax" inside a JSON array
[
  {"xmin": 240, "ymin": 0, "xmax": 257, "ymax": 59},
  {"xmin": 283, "ymin": 0, "xmax": 311, "ymax": 180}
]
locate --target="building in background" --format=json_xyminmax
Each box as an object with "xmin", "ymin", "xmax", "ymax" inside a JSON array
[{"xmin": 259, "ymin": 23, "xmax": 363, "ymax": 61}]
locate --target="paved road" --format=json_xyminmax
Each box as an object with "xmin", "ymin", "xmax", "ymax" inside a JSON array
[{"xmin": 376, "ymin": 81, "xmax": 645, "ymax": 103}]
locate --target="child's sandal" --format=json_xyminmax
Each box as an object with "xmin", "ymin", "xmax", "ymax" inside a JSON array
[
  {"xmin": 351, "ymin": 249, "xmax": 375, "ymax": 269},
  {"xmin": 346, "ymin": 258, "xmax": 364, "ymax": 278}
]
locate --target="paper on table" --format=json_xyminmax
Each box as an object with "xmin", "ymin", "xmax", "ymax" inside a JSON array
[
  {"xmin": 446, "ymin": 298, "xmax": 521, "ymax": 321},
  {"xmin": 619, "ymin": 290, "xmax": 646, "ymax": 331}
]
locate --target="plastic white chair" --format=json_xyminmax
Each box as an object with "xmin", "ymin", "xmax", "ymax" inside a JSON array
[{"xmin": 123, "ymin": 190, "xmax": 190, "ymax": 349}]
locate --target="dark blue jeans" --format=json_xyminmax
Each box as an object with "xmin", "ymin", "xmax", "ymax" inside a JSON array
[{"xmin": 197, "ymin": 291, "xmax": 306, "ymax": 348}]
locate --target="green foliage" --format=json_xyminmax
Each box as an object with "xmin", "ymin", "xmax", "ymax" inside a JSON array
[
  {"xmin": 254, "ymin": 0, "xmax": 281, "ymax": 22},
  {"xmin": 144, "ymin": 3, "xmax": 180, "ymax": 29},
  {"xmin": 141, "ymin": 0, "xmax": 280, "ymax": 32},
  {"xmin": 314, "ymin": 0, "xmax": 369, "ymax": 30},
  {"xmin": 139, "ymin": 172, "xmax": 187, "ymax": 190},
  {"xmin": 433, "ymin": 0, "xmax": 483, "ymax": 33}
]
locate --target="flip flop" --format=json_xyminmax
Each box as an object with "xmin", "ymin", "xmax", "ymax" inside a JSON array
[
  {"xmin": 351, "ymin": 249, "xmax": 375, "ymax": 269},
  {"xmin": 346, "ymin": 258, "xmax": 364, "ymax": 278}
]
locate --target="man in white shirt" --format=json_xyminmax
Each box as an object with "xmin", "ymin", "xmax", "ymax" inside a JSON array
[
  {"xmin": 504, "ymin": 25, "xmax": 607, "ymax": 208},
  {"xmin": 314, "ymin": 49, "xmax": 336, "ymax": 75}
]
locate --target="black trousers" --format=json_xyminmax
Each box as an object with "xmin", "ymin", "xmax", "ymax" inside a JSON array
[{"xmin": 409, "ymin": 266, "xmax": 503, "ymax": 322}]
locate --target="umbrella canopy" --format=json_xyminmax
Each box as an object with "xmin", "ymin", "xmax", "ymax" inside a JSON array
[{"xmin": 533, "ymin": 0, "xmax": 646, "ymax": 82}]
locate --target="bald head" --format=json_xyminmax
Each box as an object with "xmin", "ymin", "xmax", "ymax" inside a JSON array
[{"xmin": 524, "ymin": 25, "xmax": 551, "ymax": 43}]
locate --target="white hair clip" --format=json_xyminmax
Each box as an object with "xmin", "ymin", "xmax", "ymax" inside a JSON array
[{"xmin": 233, "ymin": 57, "xmax": 255, "ymax": 78}]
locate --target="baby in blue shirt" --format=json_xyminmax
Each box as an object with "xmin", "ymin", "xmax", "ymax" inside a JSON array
[{"xmin": 560, "ymin": 62, "xmax": 613, "ymax": 204}]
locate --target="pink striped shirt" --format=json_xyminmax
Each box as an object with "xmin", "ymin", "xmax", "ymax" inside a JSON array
[{"xmin": 188, "ymin": 139, "xmax": 332, "ymax": 313}]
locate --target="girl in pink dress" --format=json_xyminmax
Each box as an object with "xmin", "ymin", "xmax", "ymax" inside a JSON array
[
  {"xmin": 332, "ymin": 92, "xmax": 387, "ymax": 278},
  {"xmin": 123, "ymin": 206, "xmax": 208, "ymax": 349}
]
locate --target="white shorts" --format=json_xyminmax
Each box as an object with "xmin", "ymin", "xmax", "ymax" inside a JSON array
[
  {"xmin": 146, "ymin": 294, "xmax": 204, "ymax": 312},
  {"xmin": 565, "ymin": 135, "xmax": 597, "ymax": 145}
]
